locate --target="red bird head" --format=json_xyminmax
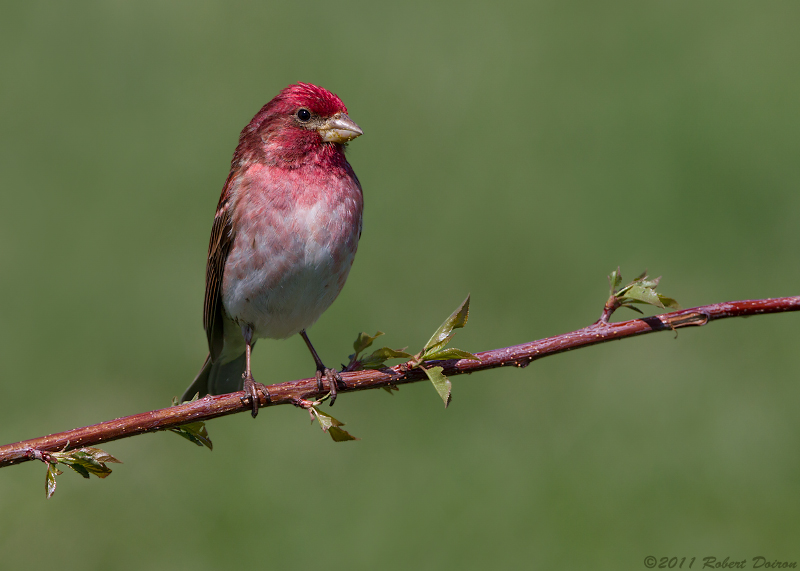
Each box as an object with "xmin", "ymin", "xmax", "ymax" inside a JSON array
[{"xmin": 234, "ymin": 82, "xmax": 362, "ymax": 168}]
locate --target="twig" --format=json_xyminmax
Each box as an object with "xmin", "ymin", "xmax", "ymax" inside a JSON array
[{"xmin": 1, "ymin": 296, "xmax": 797, "ymax": 468}]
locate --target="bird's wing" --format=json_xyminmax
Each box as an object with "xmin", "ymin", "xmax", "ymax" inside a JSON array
[{"xmin": 203, "ymin": 171, "xmax": 237, "ymax": 361}]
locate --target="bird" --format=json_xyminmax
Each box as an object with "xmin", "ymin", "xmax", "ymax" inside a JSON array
[{"xmin": 181, "ymin": 82, "xmax": 364, "ymax": 417}]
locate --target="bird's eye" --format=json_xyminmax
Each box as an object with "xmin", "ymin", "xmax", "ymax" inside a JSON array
[{"xmin": 296, "ymin": 108, "xmax": 311, "ymax": 122}]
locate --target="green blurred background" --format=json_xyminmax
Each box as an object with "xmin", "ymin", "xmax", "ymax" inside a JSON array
[{"xmin": 1, "ymin": 1, "xmax": 799, "ymax": 569}]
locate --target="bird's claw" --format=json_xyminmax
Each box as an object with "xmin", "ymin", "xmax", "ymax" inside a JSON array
[
  {"xmin": 241, "ymin": 376, "xmax": 270, "ymax": 418},
  {"xmin": 315, "ymin": 368, "xmax": 344, "ymax": 406}
]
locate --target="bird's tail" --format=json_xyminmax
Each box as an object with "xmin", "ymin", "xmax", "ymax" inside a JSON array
[{"xmin": 181, "ymin": 352, "xmax": 247, "ymax": 402}]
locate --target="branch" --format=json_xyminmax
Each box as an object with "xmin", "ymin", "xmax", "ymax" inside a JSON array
[{"xmin": 1, "ymin": 296, "xmax": 798, "ymax": 469}]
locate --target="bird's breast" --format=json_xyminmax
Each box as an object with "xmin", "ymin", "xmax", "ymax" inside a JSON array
[{"xmin": 221, "ymin": 163, "xmax": 363, "ymax": 340}]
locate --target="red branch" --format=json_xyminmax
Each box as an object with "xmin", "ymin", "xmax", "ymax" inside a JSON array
[{"xmin": 1, "ymin": 296, "xmax": 798, "ymax": 468}]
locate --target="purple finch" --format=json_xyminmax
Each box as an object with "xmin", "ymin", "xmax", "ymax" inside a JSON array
[{"xmin": 181, "ymin": 82, "xmax": 363, "ymax": 416}]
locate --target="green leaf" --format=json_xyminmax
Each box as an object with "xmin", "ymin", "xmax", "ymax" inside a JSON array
[
  {"xmin": 657, "ymin": 294, "xmax": 681, "ymax": 309},
  {"xmin": 313, "ymin": 409, "xmax": 340, "ymax": 431},
  {"xmin": 81, "ymin": 448, "xmax": 122, "ymax": 465},
  {"xmin": 66, "ymin": 463, "xmax": 92, "ymax": 479},
  {"xmin": 605, "ymin": 269, "xmax": 680, "ymax": 322},
  {"xmin": 65, "ymin": 454, "xmax": 110, "ymax": 478},
  {"xmin": 173, "ymin": 394, "xmax": 199, "ymax": 406},
  {"xmin": 622, "ymin": 283, "xmax": 664, "ymax": 307},
  {"xmin": 422, "ymin": 366, "xmax": 452, "ymax": 408},
  {"xmin": 328, "ymin": 426, "xmax": 359, "ymax": 442},
  {"xmin": 45, "ymin": 463, "xmax": 61, "ymax": 499},
  {"xmin": 422, "ymin": 347, "xmax": 481, "ymax": 362},
  {"xmin": 41, "ymin": 447, "xmax": 120, "ymax": 498},
  {"xmin": 53, "ymin": 447, "xmax": 121, "ymax": 479},
  {"xmin": 615, "ymin": 283, "xmax": 633, "ymax": 296},
  {"xmin": 312, "ymin": 409, "xmax": 358, "ymax": 442},
  {"xmin": 353, "ymin": 331, "xmax": 384, "ymax": 354},
  {"xmin": 359, "ymin": 346, "xmax": 413, "ymax": 369},
  {"xmin": 639, "ymin": 276, "xmax": 661, "ymax": 289},
  {"xmin": 608, "ymin": 267, "xmax": 623, "ymax": 295},
  {"xmin": 612, "ymin": 270, "xmax": 681, "ymax": 313},
  {"xmin": 169, "ymin": 422, "xmax": 213, "ymax": 450},
  {"xmin": 424, "ymin": 295, "xmax": 471, "ymax": 354},
  {"xmin": 168, "ymin": 395, "xmax": 213, "ymax": 449}
]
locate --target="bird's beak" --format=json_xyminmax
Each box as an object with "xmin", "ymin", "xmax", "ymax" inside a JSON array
[{"xmin": 318, "ymin": 112, "xmax": 363, "ymax": 143}]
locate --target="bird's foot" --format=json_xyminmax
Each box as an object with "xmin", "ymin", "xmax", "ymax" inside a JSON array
[
  {"xmin": 241, "ymin": 375, "xmax": 270, "ymax": 418},
  {"xmin": 315, "ymin": 368, "xmax": 344, "ymax": 406}
]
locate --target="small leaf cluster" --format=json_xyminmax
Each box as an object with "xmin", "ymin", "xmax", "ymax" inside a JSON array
[
  {"xmin": 41, "ymin": 447, "xmax": 122, "ymax": 499},
  {"xmin": 346, "ymin": 296, "xmax": 480, "ymax": 407},
  {"xmin": 346, "ymin": 331, "xmax": 409, "ymax": 371},
  {"xmin": 169, "ymin": 396, "xmax": 213, "ymax": 450},
  {"xmin": 604, "ymin": 268, "xmax": 680, "ymax": 322},
  {"xmin": 310, "ymin": 407, "xmax": 358, "ymax": 442},
  {"xmin": 297, "ymin": 396, "xmax": 358, "ymax": 442}
]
